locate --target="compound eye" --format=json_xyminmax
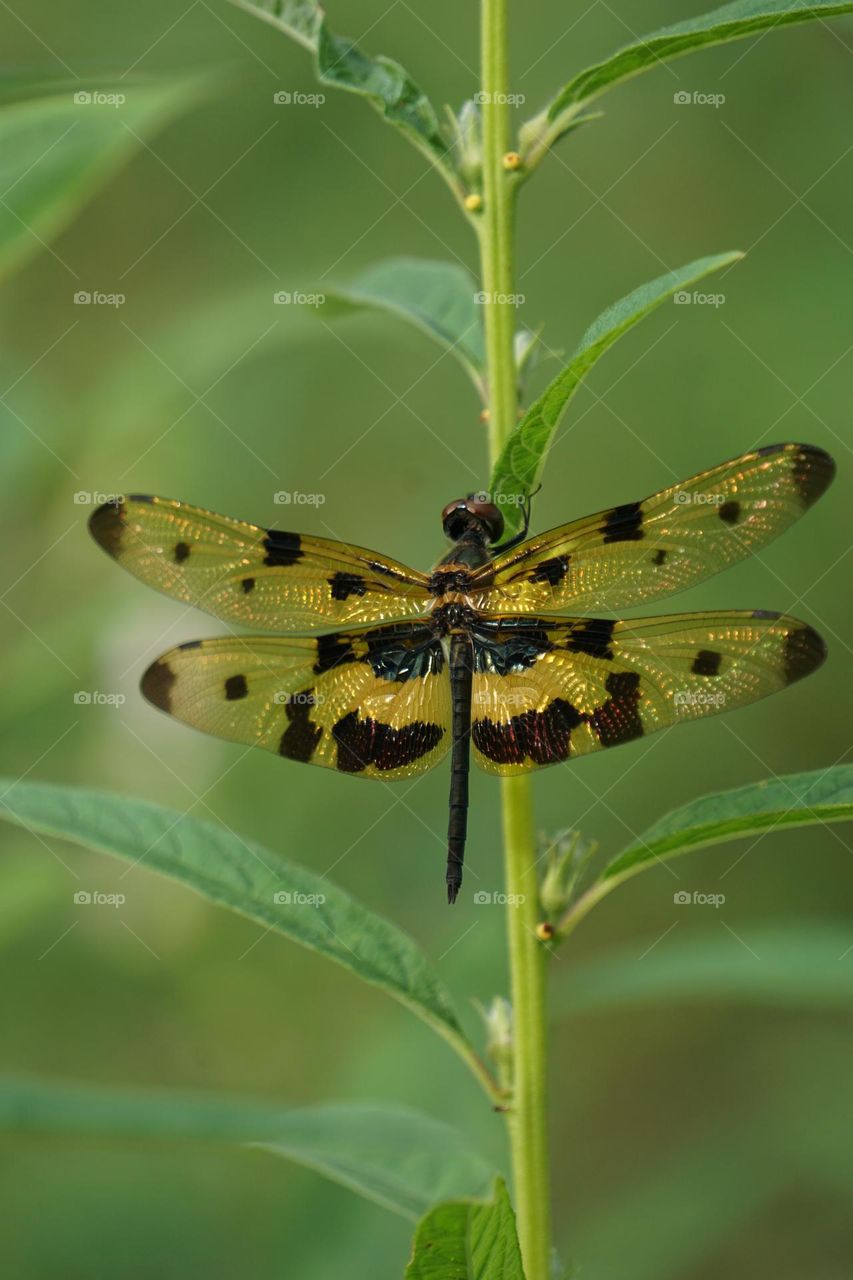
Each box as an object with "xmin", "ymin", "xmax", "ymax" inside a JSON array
[
  {"xmin": 441, "ymin": 499, "xmax": 470, "ymax": 541},
  {"xmin": 467, "ymin": 499, "xmax": 504, "ymax": 543}
]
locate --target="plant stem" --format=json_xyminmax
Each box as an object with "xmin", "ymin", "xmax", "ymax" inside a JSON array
[
  {"xmin": 479, "ymin": 0, "xmax": 518, "ymax": 460},
  {"xmin": 478, "ymin": 2, "xmax": 552, "ymax": 1275},
  {"xmin": 500, "ymin": 777, "xmax": 551, "ymax": 1278}
]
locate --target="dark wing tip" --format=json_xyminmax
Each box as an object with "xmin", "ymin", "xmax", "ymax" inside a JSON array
[
  {"xmin": 141, "ymin": 656, "xmax": 176, "ymax": 712},
  {"xmin": 783, "ymin": 622, "xmax": 827, "ymax": 685},
  {"xmin": 88, "ymin": 499, "xmax": 126, "ymax": 557},
  {"xmin": 789, "ymin": 444, "xmax": 836, "ymax": 508}
]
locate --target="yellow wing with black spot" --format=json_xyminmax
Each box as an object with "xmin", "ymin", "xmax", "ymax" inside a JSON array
[
  {"xmin": 89, "ymin": 495, "xmax": 432, "ymax": 632},
  {"xmin": 469, "ymin": 444, "xmax": 834, "ymax": 615},
  {"xmin": 470, "ymin": 611, "xmax": 825, "ymax": 775},
  {"xmin": 141, "ymin": 622, "xmax": 451, "ymax": 781}
]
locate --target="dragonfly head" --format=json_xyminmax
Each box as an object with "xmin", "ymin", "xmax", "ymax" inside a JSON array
[{"xmin": 441, "ymin": 495, "xmax": 504, "ymax": 545}]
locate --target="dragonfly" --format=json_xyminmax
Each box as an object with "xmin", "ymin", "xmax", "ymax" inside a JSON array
[{"xmin": 90, "ymin": 442, "xmax": 833, "ymax": 903}]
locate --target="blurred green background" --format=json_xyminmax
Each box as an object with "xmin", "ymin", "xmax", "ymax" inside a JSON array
[{"xmin": 1, "ymin": 2, "xmax": 852, "ymax": 1276}]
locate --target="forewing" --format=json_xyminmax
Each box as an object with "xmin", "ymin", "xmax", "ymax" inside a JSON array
[
  {"xmin": 90, "ymin": 495, "xmax": 432, "ymax": 631},
  {"xmin": 470, "ymin": 611, "xmax": 825, "ymax": 775},
  {"xmin": 470, "ymin": 444, "xmax": 834, "ymax": 615},
  {"xmin": 142, "ymin": 623, "xmax": 450, "ymax": 781}
]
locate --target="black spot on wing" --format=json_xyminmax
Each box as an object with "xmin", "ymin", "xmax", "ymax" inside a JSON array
[
  {"xmin": 564, "ymin": 618, "xmax": 615, "ymax": 661},
  {"xmin": 590, "ymin": 672, "xmax": 643, "ymax": 747},
  {"xmin": 718, "ymin": 500, "xmax": 741, "ymax": 525},
  {"xmin": 174, "ymin": 541, "xmax": 190, "ymax": 563},
  {"xmin": 529, "ymin": 555, "xmax": 570, "ymax": 586},
  {"xmin": 333, "ymin": 711, "xmax": 443, "ymax": 772},
  {"xmin": 141, "ymin": 658, "xmax": 176, "ymax": 713},
  {"xmin": 263, "ymin": 529, "xmax": 302, "ymax": 567},
  {"xmin": 651, "ymin": 549, "xmax": 667, "ymax": 566},
  {"xmin": 472, "ymin": 699, "xmax": 583, "ymax": 766},
  {"xmin": 279, "ymin": 691, "xmax": 322, "ymax": 762},
  {"xmin": 691, "ymin": 649, "xmax": 722, "ymax": 677},
  {"xmin": 313, "ymin": 633, "xmax": 357, "ymax": 674},
  {"xmin": 88, "ymin": 501, "xmax": 125, "ymax": 557},
  {"xmin": 178, "ymin": 639, "xmax": 203, "ymax": 650},
  {"xmin": 329, "ymin": 572, "xmax": 367, "ymax": 601},
  {"xmin": 224, "ymin": 674, "xmax": 248, "ymax": 701},
  {"xmin": 782, "ymin": 624, "xmax": 826, "ymax": 685},
  {"xmin": 241, "ymin": 577, "xmax": 255, "ymax": 594},
  {"xmin": 602, "ymin": 501, "xmax": 643, "ymax": 543}
]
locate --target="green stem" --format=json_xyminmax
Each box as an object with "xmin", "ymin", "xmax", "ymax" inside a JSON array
[
  {"xmin": 501, "ymin": 777, "xmax": 551, "ymax": 1279},
  {"xmin": 479, "ymin": 0, "xmax": 518, "ymax": 460},
  {"xmin": 478, "ymin": 3, "xmax": 552, "ymax": 1276}
]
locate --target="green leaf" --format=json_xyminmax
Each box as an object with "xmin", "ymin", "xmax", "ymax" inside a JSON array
[
  {"xmin": 229, "ymin": 1, "xmax": 457, "ymax": 190},
  {"xmin": 323, "ymin": 257, "xmax": 486, "ymax": 394},
  {"xmin": 0, "ymin": 79, "xmax": 201, "ymax": 281},
  {"xmin": 555, "ymin": 920, "xmax": 853, "ymax": 1018},
  {"xmin": 405, "ymin": 1179, "xmax": 525, "ymax": 1280},
  {"xmin": 0, "ymin": 780, "xmax": 477, "ymax": 1074},
  {"xmin": 0, "ymin": 1078, "xmax": 495, "ymax": 1220},
  {"xmin": 489, "ymin": 252, "xmax": 741, "ymax": 537},
  {"xmin": 565, "ymin": 766, "xmax": 853, "ymax": 931},
  {"xmin": 531, "ymin": 1, "xmax": 853, "ymax": 155}
]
